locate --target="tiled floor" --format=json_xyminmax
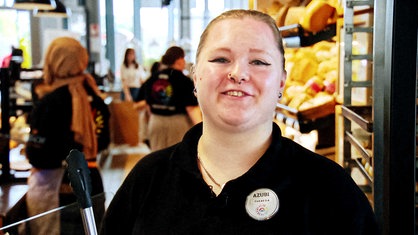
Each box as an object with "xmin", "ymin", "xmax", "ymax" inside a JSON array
[{"xmin": 97, "ymin": 143, "xmax": 151, "ymax": 208}]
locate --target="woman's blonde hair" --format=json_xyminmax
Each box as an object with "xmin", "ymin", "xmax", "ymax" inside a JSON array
[{"xmin": 195, "ymin": 9, "xmax": 285, "ymax": 68}]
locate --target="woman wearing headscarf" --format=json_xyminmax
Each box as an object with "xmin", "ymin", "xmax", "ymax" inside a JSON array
[{"xmin": 25, "ymin": 37, "xmax": 109, "ymax": 234}]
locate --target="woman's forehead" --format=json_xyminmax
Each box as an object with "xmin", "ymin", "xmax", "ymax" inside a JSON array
[
  {"xmin": 203, "ymin": 20, "xmax": 277, "ymax": 51},
  {"xmin": 209, "ymin": 18, "xmax": 274, "ymax": 40}
]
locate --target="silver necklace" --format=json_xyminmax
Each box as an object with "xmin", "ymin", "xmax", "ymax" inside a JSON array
[{"xmin": 197, "ymin": 155, "xmax": 224, "ymax": 189}]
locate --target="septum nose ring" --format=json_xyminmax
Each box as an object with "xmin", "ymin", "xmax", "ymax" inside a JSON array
[{"xmin": 228, "ymin": 73, "xmax": 243, "ymax": 85}]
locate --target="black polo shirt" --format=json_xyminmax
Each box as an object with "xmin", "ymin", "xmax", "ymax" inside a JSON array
[
  {"xmin": 138, "ymin": 68, "xmax": 197, "ymax": 116},
  {"xmin": 100, "ymin": 123, "xmax": 378, "ymax": 235}
]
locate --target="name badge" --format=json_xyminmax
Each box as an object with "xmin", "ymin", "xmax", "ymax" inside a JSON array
[{"xmin": 245, "ymin": 188, "xmax": 279, "ymax": 221}]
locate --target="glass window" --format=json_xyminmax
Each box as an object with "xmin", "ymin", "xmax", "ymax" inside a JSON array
[
  {"xmin": 102, "ymin": 0, "xmax": 248, "ymax": 79},
  {"xmin": 0, "ymin": 0, "xmax": 15, "ymax": 7},
  {"xmin": 0, "ymin": 9, "xmax": 31, "ymax": 68},
  {"xmin": 141, "ymin": 7, "xmax": 170, "ymax": 64},
  {"xmin": 114, "ymin": 0, "xmax": 134, "ymax": 75}
]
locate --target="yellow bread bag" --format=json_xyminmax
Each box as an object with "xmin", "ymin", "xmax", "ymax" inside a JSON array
[{"xmin": 299, "ymin": 0, "xmax": 336, "ymax": 33}]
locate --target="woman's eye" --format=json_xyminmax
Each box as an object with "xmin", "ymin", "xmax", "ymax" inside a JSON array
[
  {"xmin": 208, "ymin": 58, "xmax": 229, "ymax": 63},
  {"xmin": 251, "ymin": 60, "xmax": 271, "ymax": 66}
]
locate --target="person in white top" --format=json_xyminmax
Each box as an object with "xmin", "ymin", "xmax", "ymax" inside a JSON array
[{"xmin": 120, "ymin": 48, "xmax": 145, "ymax": 101}]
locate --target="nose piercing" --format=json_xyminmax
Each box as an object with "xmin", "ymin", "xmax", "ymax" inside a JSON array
[
  {"xmin": 228, "ymin": 73, "xmax": 236, "ymax": 83},
  {"xmin": 228, "ymin": 73, "xmax": 243, "ymax": 85}
]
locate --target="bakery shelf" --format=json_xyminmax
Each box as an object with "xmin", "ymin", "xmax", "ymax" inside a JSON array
[
  {"xmin": 275, "ymin": 103, "xmax": 335, "ymax": 148},
  {"xmin": 341, "ymin": 105, "xmax": 373, "ymax": 132},
  {"xmin": 275, "ymin": 103, "xmax": 335, "ymax": 133},
  {"xmin": 353, "ymin": 158, "xmax": 373, "ymax": 185},
  {"xmin": 276, "ymin": 100, "xmax": 336, "ymax": 121},
  {"xmin": 345, "ymin": 131, "xmax": 372, "ymax": 164},
  {"xmin": 279, "ymin": 23, "xmax": 337, "ymax": 48}
]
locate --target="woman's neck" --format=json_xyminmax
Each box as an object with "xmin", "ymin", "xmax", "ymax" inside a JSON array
[
  {"xmin": 51, "ymin": 75, "xmax": 85, "ymax": 90},
  {"xmin": 198, "ymin": 122, "xmax": 273, "ymax": 183}
]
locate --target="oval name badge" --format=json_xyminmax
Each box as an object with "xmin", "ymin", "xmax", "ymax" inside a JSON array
[{"xmin": 245, "ymin": 188, "xmax": 279, "ymax": 221}]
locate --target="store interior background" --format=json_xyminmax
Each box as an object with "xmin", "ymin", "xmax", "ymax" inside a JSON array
[
  {"xmin": 0, "ymin": 0, "xmax": 417, "ymax": 234},
  {"xmin": 0, "ymin": 0, "xmax": 249, "ymax": 88}
]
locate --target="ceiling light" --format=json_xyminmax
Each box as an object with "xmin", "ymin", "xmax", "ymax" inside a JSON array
[
  {"xmin": 13, "ymin": 0, "xmax": 56, "ymax": 10},
  {"xmin": 33, "ymin": 1, "xmax": 71, "ymax": 18}
]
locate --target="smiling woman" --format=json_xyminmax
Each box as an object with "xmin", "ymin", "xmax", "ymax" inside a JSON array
[
  {"xmin": 193, "ymin": 12, "xmax": 285, "ymax": 134},
  {"xmin": 100, "ymin": 9, "xmax": 378, "ymax": 235}
]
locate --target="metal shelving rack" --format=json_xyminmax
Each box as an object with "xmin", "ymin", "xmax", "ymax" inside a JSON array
[
  {"xmin": 341, "ymin": 0, "xmax": 374, "ymax": 189},
  {"xmin": 342, "ymin": 0, "xmax": 418, "ymax": 234}
]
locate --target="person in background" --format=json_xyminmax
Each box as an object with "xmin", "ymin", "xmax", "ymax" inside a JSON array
[
  {"xmin": 120, "ymin": 48, "xmax": 145, "ymax": 101},
  {"xmin": 150, "ymin": 60, "xmax": 162, "ymax": 76},
  {"xmin": 134, "ymin": 61, "xmax": 162, "ymax": 147},
  {"xmin": 25, "ymin": 37, "xmax": 109, "ymax": 234},
  {"xmin": 99, "ymin": 10, "xmax": 378, "ymax": 234},
  {"xmin": 134, "ymin": 46, "xmax": 201, "ymax": 151}
]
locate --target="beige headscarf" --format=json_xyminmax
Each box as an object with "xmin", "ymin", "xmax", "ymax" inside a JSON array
[{"xmin": 42, "ymin": 37, "xmax": 102, "ymax": 159}]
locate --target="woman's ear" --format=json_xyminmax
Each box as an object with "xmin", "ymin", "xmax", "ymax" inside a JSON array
[
  {"xmin": 191, "ymin": 65, "xmax": 198, "ymax": 84},
  {"xmin": 280, "ymin": 70, "xmax": 287, "ymax": 88},
  {"xmin": 278, "ymin": 70, "xmax": 287, "ymax": 100}
]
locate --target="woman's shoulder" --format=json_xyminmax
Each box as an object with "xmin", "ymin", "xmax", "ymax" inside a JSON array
[
  {"xmin": 127, "ymin": 145, "xmax": 177, "ymax": 177},
  {"xmin": 39, "ymin": 86, "xmax": 71, "ymax": 104}
]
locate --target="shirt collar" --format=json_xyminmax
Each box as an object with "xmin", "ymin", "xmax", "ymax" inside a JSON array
[{"xmin": 171, "ymin": 122, "xmax": 284, "ymax": 186}]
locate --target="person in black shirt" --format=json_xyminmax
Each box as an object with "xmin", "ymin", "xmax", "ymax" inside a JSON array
[
  {"xmin": 100, "ymin": 9, "xmax": 378, "ymax": 234},
  {"xmin": 136, "ymin": 46, "xmax": 201, "ymax": 151}
]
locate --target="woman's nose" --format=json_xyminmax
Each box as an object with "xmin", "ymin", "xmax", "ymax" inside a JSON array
[{"xmin": 228, "ymin": 63, "xmax": 249, "ymax": 84}]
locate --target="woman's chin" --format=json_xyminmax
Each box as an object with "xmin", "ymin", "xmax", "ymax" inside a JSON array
[{"xmin": 219, "ymin": 115, "xmax": 255, "ymax": 129}]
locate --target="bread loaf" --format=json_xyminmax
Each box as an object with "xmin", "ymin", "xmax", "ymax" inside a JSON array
[{"xmin": 299, "ymin": 0, "xmax": 335, "ymax": 32}]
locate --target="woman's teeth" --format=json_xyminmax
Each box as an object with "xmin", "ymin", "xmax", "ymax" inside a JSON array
[{"xmin": 227, "ymin": 91, "xmax": 244, "ymax": 97}]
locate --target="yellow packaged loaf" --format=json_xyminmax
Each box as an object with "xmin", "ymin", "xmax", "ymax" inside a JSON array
[
  {"xmin": 299, "ymin": 0, "xmax": 336, "ymax": 33},
  {"xmin": 298, "ymin": 92, "xmax": 334, "ymax": 111},
  {"xmin": 277, "ymin": 0, "xmax": 302, "ymax": 6},
  {"xmin": 284, "ymin": 6, "xmax": 306, "ymax": 26},
  {"xmin": 288, "ymin": 92, "xmax": 310, "ymax": 110},
  {"xmin": 283, "ymin": 84, "xmax": 305, "ymax": 104},
  {"xmin": 274, "ymin": 5, "xmax": 290, "ymax": 27},
  {"xmin": 312, "ymin": 40, "xmax": 336, "ymax": 52},
  {"xmin": 317, "ymin": 57, "xmax": 337, "ymax": 74},
  {"xmin": 288, "ymin": 57, "xmax": 318, "ymax": 83}
]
